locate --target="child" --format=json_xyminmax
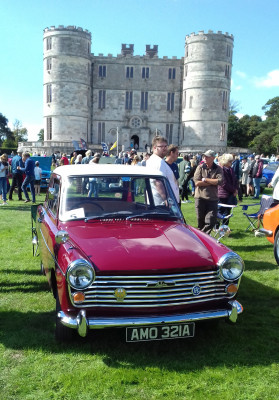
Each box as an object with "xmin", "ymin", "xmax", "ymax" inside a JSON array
[{"xmin": 34, "ymin": 161, "xmax": 42, "ymax": 195}]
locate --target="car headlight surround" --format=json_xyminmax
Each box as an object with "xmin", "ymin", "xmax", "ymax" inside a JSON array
[
  {"xmin": 217, "ymin": 252, "xmax": 244, "ymax": 282},
  {"xmin": 66, "ymin": 259, "xmax": 95, "ymax": 290}
]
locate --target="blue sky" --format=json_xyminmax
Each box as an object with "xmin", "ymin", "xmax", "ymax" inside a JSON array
[{"xmin": 0, "ymin": 0, "xmax": 278, "ymax": 140}]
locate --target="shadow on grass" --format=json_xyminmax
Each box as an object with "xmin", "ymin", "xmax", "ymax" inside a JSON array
[
  {"xmin": 0, "ymin": 276, "xmax": 278, "ymax": 371},
  {"xmin": 243, "ymin": 260, "xmax": 278, "ymax": 271}
]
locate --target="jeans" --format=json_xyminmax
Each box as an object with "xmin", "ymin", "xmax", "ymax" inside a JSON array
[
  {"xmin": 253, "ymin": 177, "xmax": 261, "ymax": 198},
  {"xmin": 88, "ymin": 180, "xmax": 99, "ymax": 197},
  {"xmin": 22, "ymin": 175, "xmax": 36, "ymax": 202},
  {"xmin": 0, "ymin": 177, "xmax": 7, "ymax": 201},
  {"xmin": 9, "ymin": 172, "xmax": 23, "ymax": 200}
]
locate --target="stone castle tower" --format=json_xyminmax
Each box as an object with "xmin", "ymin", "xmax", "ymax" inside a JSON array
[
  {"xmin": 181, "ymin": 30, "xmax": 233, "ymax": 149},
  {"xmin": 42, "ymin": 26, "xmax": 233, "ymax": 154},
  {"xmin": 43, "ymin": 26, "xmax": 91, "ymax": 142}
]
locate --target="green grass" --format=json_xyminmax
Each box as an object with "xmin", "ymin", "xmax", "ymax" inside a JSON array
[{"xmin": 1, "ymin": 190, "xmax": 279, "ymax": 399}]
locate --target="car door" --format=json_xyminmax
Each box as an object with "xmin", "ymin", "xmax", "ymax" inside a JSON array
[{"xmin": 37, "ymin": 175, "xmax": 61, "ymax": 282}]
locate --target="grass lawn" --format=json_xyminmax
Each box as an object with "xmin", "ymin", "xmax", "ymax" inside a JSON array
[{"xmin": 0, "ymin": 190, "xmax": 279, "ymax": 399}]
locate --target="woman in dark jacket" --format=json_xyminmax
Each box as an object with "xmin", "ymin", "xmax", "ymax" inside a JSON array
[{"xmin": 218, "ymin": 153, "xmax": 238, "ymax": 222}]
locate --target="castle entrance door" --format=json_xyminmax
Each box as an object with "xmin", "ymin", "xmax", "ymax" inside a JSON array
[{"xmin": 131, "ymin": 134, "xmax": 139, "ymax": 150}]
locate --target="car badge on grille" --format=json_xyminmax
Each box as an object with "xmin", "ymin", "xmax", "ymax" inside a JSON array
[
  {"xmin": 146, "ymin": 280, "xmax": 176, "ymax": 288},
  {"xmin": 192, "ymin": 284, "xmax": 201, "ymax": 296},
  {"xmin": 114, "ymin": 287, "xmax": 127, "ymax": 302}
]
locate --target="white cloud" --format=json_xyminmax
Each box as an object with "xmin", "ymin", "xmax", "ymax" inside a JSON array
[
  {"xmin": 254, "ymin": 70, "xmax": 279, "ymax": 88},
  {"xmin": 235, "ymin": 85, "xmax": 242, "ymax": 91},
  {"xmin": 236, "ymin": 71, "xmax": 247, "ymax": 79}
]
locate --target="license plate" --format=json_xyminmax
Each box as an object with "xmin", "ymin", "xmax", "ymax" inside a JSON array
[{"xmin": 126, "ymin": 322, "xmax": 195, "ymax": 342}]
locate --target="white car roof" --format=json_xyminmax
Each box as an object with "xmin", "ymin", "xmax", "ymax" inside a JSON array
[{"xmin": 53, "ymin": 164, "xmax": 164, "ymax": 178}]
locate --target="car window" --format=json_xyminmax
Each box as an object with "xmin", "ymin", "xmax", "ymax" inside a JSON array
[
  {"xmin": 47, "ymin": 177, "xmax": 60, "ymax": 217},
  {"xmin": 60, "ymin": 175, "xmax": 183, "ymax": 221}
]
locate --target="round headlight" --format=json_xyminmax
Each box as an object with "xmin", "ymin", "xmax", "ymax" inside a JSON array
[
  {"xmin": 66, "ymin": 259, "xmax": 95, "ymax": 290},
  {"xmin": 217, "ymin": 252, "xmax": 244, "ymax": 281}
]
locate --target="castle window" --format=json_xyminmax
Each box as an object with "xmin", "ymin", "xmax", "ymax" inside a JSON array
[
  {"xmin": 46, "ymin": 117, "xmax": 52, "ymax": 140},
  {"xmin": 166, "ymin": 124, "xmax": 173, "ymax": 143},
  {"xmin": 189, "ymin": 96, "xmax": 193, "ymax": 109},
  {"xmin": 168, "ymin": 68, "xmax": 176, "ymax": 79},
  {"xmin": 141, "ymin": 92, "xmax": 148, "ymax": 111},
  {"xmin": 167, "ymin": 93, "xmax": 175, "ymax": 111},
  {"xmin": 125, "ymin": 91, "xmax": 133, "ymax": 110},
  {"xmin": 184, "ymin": 65, "xmax": 188, "ymax": 77},
  {"xmin": 46, "ymin": 58, "xmax": 52, "ymax": 71},
  {"xmin": 126, "ymin": 66, "xmax": 134, "ymax": 78},
  {"xmin": 46, "ymin": 84, "xmax": 52, "ymax": 103},
  {"xmin": 225, "ymin": 65, "xmax": 230, "ymax": 78},
  {"xmin": 99, "ymin": 65, "xmax": 106, "ymax": 78},
  {"xmin": 46, "ymin": 37, "xmax": 52, "ymax": 50},
  {"xmin": 130, "ymin": 117, "xmax": 142, "ymax": 128},
  {"xmin": 142, "ymin": 67, "xmax": 149, "ymax": 79},
  {"xmin": 98, "ymin": 122, "xmax": 105, "ymax": 143},
  {"xmin": 98, "ymin": 90, "xmax": 106, "ymax": 109},
  {"xmin": 220, "ymin": 123, "xmax": 226, "ymax": 141},
  {"xmin": 222, "ymin": 91, "xmax": 228, "ymax": 110},
  {"xmin": 182, "ymin": 91, "xmax": 186, "ymax": 108},
  {"xmin": 226, "ymin": 45, "xmax": 232, "ymax": 58},
  {"xmin": 185, "ymin": 46, "xmax": 188, "ymax": 58}
]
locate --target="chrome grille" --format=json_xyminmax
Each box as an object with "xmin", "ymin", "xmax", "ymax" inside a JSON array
[{"xmin": 72, "ymin": 269, "xmax": 232, "ymax": 308}]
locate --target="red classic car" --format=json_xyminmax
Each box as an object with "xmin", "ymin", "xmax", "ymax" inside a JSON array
[{"xmin": 32, "ymin": 164, "xmax": 244, "ymax": 342}]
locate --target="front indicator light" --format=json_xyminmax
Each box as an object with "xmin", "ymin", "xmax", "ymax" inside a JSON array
[
  {"xmin": 226, "ymin": 283, "xmax": 238, "ymax": 295},
  {"xmin": 73, "ymin": 292, "xmax": 85, "ymax": 304}
]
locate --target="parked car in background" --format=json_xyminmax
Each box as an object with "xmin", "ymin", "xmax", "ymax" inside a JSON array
[
  {"xmin": 259, "ymin": 204, "xmax": 279, "ymax": 265},
  {"xmin": 262, "ymin": 162, "xmax": 279, "ymax": 186},
  {"xmin": 30, "ymin": 156, "xmax": 52, "ymax": 188},
  {"xmin": 32, "ymin": 164, "xmax": 244, "ymax": 342}
]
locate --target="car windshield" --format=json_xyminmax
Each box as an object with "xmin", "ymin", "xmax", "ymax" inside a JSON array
[
  {"xmin": 60, "ymin": 174, "xmax": 183, "ymax": 222},
  {"xmin": 265, "ymin": 163, "xmax": 279, "ymax": 172}
]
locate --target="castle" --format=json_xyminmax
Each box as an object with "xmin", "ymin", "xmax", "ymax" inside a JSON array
[{"xmin": 35, "ymin": 25, "xmax": 233, "ymax": 154}]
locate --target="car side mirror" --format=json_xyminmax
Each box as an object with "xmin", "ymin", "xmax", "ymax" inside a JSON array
[{"xmin": 55, "ymin": 230, "xmax": 69, "ymax": 244}]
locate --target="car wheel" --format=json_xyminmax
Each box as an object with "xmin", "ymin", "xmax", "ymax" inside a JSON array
[
  {"xmin": 55, "ymin": 296, "xmax": 75, "ymax": 341},
  {"xmin": 274, "ymin": 231, "xmax": 279, "ymax": 265}
]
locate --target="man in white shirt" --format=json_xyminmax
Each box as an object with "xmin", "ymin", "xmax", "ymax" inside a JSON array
[{"xmin": 146, "ymin": 136, "xmax": 180, "ymax": 204}]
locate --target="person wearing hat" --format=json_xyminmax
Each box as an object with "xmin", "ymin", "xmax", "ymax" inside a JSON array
[
  {"xmin": 193, "ymin": 150, "xmax": 223, "ymax": 234},
  {"xmin": 8, "ymin": 148, "xmax": 24, "ymax": 201}
]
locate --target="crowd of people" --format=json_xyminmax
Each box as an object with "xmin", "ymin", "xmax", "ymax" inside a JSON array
[{"xmin": 1, "ymin": 140, "xmax": 278, "ymax": 237}]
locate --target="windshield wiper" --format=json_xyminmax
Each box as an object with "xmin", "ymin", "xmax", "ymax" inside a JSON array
[
  {"xmin": 85, "ymin": 211, "xmax": 131, "ymax": 222},
  {"xmin": 126, "ymin": 212, "xmax": 180, "ymax": 220}
]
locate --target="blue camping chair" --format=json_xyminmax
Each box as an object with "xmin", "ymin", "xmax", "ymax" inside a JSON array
[
  {"xmin": 241, "ymin": 195, "xmax": 274, "ymax": 231},
  {"xmin": 212, "ymin": 203, "xmax": 237, "ymax": 241}
]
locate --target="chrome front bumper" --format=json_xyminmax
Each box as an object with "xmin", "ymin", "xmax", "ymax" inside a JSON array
[{"xmin": 57, "ymin": 300, "xmax": 243, "ymax": 337}]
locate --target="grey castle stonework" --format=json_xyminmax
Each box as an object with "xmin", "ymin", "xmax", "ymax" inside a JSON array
[{"xmin": 21, "ymin": 25, "xmax": 234, "ymax": 155}]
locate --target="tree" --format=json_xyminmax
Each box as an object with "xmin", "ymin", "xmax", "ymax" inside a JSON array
[
  {"xmin": 38, "ymin": 129, "xmax": 44, "ymax": 141},
  {"xmin": 0, "ymin": 113, "xmax": 11, "ymax": 146},
  {"xmin": 262, "ymin": 96, "xmax": 279, "ymax": 118},
  {"xmin": 13, "ymin": 119, "xmax": 28, "ymax": 143}
]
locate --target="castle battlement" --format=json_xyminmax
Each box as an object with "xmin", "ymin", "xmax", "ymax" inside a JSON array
[
  {"xmin": 186, "ymin": 30, "xmax": 234, "ymax": 39},
  {"xmin": 44, "ymin": 25, "xmax": 91, "ymax": 37},
  {"xmin": 91, "ymin": 53, "xmax": 183, "ymax": 61}
]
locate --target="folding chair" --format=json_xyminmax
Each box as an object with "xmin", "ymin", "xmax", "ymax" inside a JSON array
[
  {"xmin": 212, "ymin": 203, "xmax": 237, "ymax": 241},
  {"xmin": 241, "ymin": 195, "xmax": 274, "ymax": 231}
]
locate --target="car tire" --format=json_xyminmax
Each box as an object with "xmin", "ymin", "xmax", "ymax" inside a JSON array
[
  {"xmin": 274, "ymin": 231, "xmax": 279, "ymax": 265},
  {"xmin": 55, "ymin": 296, "xmax": 75, "ymax": 341}
]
